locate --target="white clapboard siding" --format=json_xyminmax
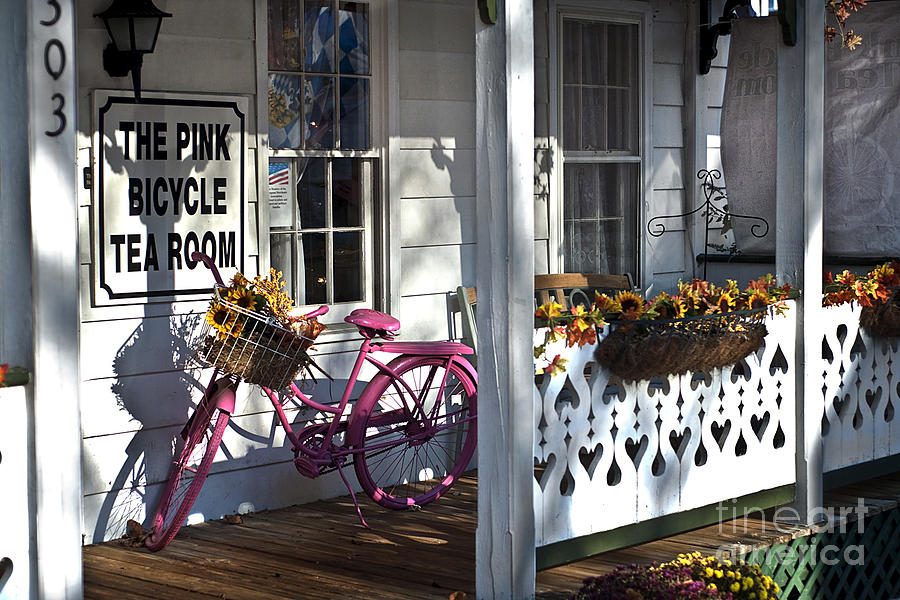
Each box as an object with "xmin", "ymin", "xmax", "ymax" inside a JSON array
[
  {"xmin": 534, "ymin": 306, "xmax": 797, "ymax": 547},
  {"xmin": 396, "ymin": 0, "xmax": 476, "ymax": 343}
]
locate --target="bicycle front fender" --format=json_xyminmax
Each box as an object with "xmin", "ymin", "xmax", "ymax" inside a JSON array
[{"xmin": 181, "ymin": 379, "xmax": 236, "ymax": 440}]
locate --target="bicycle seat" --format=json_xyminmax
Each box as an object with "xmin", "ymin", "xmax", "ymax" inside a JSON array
[{"xmin": 344, "ymin": 308, "xmax": 401, "ymax": 333}]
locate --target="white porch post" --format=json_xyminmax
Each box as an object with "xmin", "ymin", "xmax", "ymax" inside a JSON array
[
  {"xmin": 475, "ymin": 0, "xmax": 536, "ymax": 598},
  {"xmin": 26, "ymin": 1, "xmax": 83, "ymax": 598},
  {"xmin": 776, "ymin": 2, "xmax": 825, "ymax": 522}
]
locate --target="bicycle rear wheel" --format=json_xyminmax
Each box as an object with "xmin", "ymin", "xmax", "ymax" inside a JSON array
[
  {"xmin": 145, "ymin": 381, "xmax": 232, "ymax": 551},
  {"xmin": 350, "ymin": 355, "xmax": 477, "ymax": 510}
]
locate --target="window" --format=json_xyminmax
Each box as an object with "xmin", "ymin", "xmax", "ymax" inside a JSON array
[
  {"xmin": 558, "ymin": 12, "xmax": 643, "ymax": 279},
  {"xmin": 267, "ymin": 1, "xmax": 378, "ymax": 319}
]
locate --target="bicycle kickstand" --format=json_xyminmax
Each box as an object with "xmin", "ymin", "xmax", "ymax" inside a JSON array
[{"xmin": 335, "ymin": 461, "xmax": 369, "ymax": 529}]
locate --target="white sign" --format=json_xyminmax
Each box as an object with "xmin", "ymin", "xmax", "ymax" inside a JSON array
[
  {"xmin": 268, "ymin": 161, "xmax": 293, "ymax": 228},
  {"xmin": 93, "ymin": 92, "xmax": 247, "ymax": 304}
]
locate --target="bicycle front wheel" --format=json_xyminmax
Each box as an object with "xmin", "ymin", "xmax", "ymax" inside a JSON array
[
  {"xmin": 145, "ymin": 382, "xmax": 232, "ymax": 551},
  {"xmin": 351, "ymin": 355, "xmax": 477, "ymax": 510}
]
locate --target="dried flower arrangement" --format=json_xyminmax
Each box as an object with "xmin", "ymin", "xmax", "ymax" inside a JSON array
[
  {"xmin": 197, "ymin": 269, "xmax": 327, "ymax": 390},
  {"xmin": 823, "ymin": 260, "xmax": 900, "ymax": 337},
  {"xmin": 534, "ymin": 276, "xmax": 794, "ymax": 380}
]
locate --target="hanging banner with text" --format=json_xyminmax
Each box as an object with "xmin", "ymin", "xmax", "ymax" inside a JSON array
[
  {"xmin": 93, "ymin": 92, "xmax": 246, "ymax": 305},
  {"xmin": 721, "ymin": 3, "xmax": 900, "ymax": 257}
]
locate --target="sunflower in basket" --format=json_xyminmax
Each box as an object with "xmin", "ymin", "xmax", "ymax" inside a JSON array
[
  {"xmin": 225, "ymin": 285, "xmax": 259, "ymax": 312},
  {"xmin": 206, "ymin": 301, "xmax": 242, "ymax": 340}
]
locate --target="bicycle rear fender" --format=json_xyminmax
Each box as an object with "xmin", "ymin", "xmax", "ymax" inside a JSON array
[{"xmin": 345, "ymin": 354, "xmax": 477, "ymax": 444}]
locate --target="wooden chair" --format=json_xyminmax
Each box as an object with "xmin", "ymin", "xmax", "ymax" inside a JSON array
[{"xmin": 454, "ymin": 273, "xmax": 633, "ymax": 362}]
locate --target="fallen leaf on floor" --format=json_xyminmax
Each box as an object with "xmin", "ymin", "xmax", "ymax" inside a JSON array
[
  {"xmin": 223, "ymin": 514, "xmax": 243, "ymax": 524},
  {"xmin": 121, "ymin": 519, "xmax": 150, "ymax": 546},
  {"xmin": 449, "ymin": 592, "xmax": 470, "ymax": 600}
]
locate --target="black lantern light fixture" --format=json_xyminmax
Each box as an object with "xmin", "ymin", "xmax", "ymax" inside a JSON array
[{"xmin": 95, "ymin": 0, "xmax": 172, "ymax": 101}]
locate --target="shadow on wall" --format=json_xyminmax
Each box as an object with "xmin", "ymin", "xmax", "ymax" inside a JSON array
[{"xmin": 90, "ymin": 314, "xmax": 199, "ymax": 543}]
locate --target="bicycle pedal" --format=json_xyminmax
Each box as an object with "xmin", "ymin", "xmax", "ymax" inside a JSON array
[{"xmin": 293, "ymin": 456, "xmax": 321, "ymax": 478}]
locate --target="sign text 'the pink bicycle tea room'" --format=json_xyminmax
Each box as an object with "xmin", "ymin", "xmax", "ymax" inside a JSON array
[{"xmin": 92, "ymin": 92, "xmax": 247, "ymax": 305}]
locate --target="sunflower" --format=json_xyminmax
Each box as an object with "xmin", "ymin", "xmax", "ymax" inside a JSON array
[
  {"xmin": 746, "ymin": 289, "xmax": 771, "ymax": 310},
  {"xmin": 206, "ymin": 302, "xmax": 230, "ymax": 331},
  {"xmin": 614, "ymin": 290, "xmax": 645, "ymax": 320},
  {"xmin": 671, "ymin": 296, "xmax": 687, "ymax": 318},
  {"xmin": 716, "ymin": 291, "xmax": 736, "ymax": 313},
  {"xmin": 225, "ymin": 285, "xmax": 258, "ymax": 311}
]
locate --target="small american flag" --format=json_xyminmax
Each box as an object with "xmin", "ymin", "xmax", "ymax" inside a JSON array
[{"xmin": 269, "ymin": 163, "xmax": 289, "ymax": 186}]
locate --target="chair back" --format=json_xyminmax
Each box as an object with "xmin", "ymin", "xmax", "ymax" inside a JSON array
[{"xmin": 455, "ymin": 272, "xmax": 633, "ymax": 359}]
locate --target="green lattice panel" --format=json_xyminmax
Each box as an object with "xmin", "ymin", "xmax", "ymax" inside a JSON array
[{"xmin": 740, "ymin": 508, "xmax": 900, "ymax": 600}]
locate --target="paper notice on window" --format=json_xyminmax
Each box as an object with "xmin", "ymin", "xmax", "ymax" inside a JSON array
[{"xmin": 268, "ymin": 162, "xmax": 293, "ymax": 228}]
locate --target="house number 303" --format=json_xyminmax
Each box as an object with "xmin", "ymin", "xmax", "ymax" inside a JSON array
[{"xmin": 40, "ymin": 0, "xmax": 67, "ymax": 137}]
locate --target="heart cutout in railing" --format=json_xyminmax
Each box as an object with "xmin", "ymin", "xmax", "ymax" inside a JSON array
[
  {"xmin": 751, "ymin": 412, "xmax": 770, "ymax": 441},
  {"xmin": 710, "ymin": 420, "xmax": 731, "ymax": 450},
  {"xmin": 624, "ymin": 435, "xmax": 649, "ymax": 468},
  {"xmin": 866, "ymin": 388, "xmax": 882, "ymax": 412},
  {"xmin": 578, "ymin": 444, "xmax": 603, "ymax": 478},
  {"xmin": 668, "ymin": 428, "xmax": 692, "ymax": 460}
]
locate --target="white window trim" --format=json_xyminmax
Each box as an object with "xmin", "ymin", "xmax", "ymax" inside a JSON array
[
  {"xmin": 256, "ymin": 0, "xmax": 392, "ymax": 327},
  {"xmin": 548, "ymin": 0, "xmax": 652, "ymax": 286}
]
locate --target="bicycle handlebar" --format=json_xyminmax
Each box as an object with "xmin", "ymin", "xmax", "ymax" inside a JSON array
[
  {"xmin": 192, "ymin": 251, "xmax": 330, "ymax": 319},
  {"xmin": 303, "ymin": 305, "xmax": 330, "ymax": 319},
  {"xmin": 191, "ymin": 252, "xmax": 225, "ymax": 286}
]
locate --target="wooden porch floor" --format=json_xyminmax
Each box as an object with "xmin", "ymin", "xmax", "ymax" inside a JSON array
[{"xmin": 84, "ymin": 471, "xmax": 900, "ymax": 599}]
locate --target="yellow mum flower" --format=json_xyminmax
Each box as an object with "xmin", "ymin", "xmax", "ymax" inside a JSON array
[
  {"xmin": 705, "ymin": 567, "xmax": 714, "ymax": 577},
  {"xmin": 535, "ymin": 301, "xmax": 564, "ymax": 320},
  {"xmin": 730, "ymin": 581, "xmax": 741, "ymax": 593},
  {"xmin": 714, "ymin": 569, "xmax": 724, "ymax": 579}
]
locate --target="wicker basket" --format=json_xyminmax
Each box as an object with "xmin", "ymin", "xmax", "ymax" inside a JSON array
[
  {"xmin": 193, "ymin": 287, "xmax": 318, "ymax": 391},
  {"xmin": 860, "ymin": 289, "xmax": 900, "ymax": 338},
  {"xmin": 594, "ymin": 308, "xmax": 769, "ymax": 382}
]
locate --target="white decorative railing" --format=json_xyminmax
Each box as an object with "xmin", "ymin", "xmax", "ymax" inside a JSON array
[
  {"xmin": 532, "ymin": 306, "xmax": 797, "ymax": 548},
  {"xmin": 821, "ymin": 303, "xmax": 900, "ymax": 472}
]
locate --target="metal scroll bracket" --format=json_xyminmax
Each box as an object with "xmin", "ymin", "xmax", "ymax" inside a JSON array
[{"xmin": 647, "ymin": 169, "xmax": 769, "ymax": 280}]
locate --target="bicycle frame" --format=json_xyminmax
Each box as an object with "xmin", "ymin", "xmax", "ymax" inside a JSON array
[{"xmin": 258, "ymin": 335, "xmax": 475, "ymax": 473}]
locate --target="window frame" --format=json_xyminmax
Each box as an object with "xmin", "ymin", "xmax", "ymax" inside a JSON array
[
  {"xmin": 261, "ymin": 0, "xmax": 387, "ymax": 325},
  {"xmin": 549, "ymin": 0, "xmax": 652, "ymax": 286}
]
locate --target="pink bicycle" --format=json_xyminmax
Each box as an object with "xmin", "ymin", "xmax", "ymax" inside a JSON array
[{"xmin": 145, "ymin": 253, "xmax": 477, "ymax": 551}]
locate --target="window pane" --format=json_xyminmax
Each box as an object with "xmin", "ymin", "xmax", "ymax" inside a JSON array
[
  {"xmin": 562, "ymin": 20, "xmax": 582, "ymax": 84},
  {"xmin": 332, "ymin": 159, "xmax": 362, "ymax": 227},
  {"xmin": 297, "ymin": 157, "xmax": 327, "ymax": 228},
  {"xmin": 268, "ymin": 0, "xmax": 302, "ymax": 70},
  {"xmin": 269, "ymin": 74, "xmax": 303, "ymax": 149},
  {"xmin": 563, "ymin": 162, "xmax": 638, "ymax": 275},
  {"xmin": 334, "ymin": 231, "xmax": 363, "ymax": 302},
  {"xmin": 581, "ymin": 22, "xmax": 607, "ymax": 85},
  {"xmin": 339, "ymin": 77, "xmax": 369, "ymax": 149},
  {"xmin": 607, "ymin": 24, "xmax": 637, "ymax": 87},
  {"xmin": 563, "ymin": 84, "xmax": 580, "ymax": 151},
  {"xmin": 581, "ymin": 87, "xmax": 607, "ymax": 151},
  {"xmin": 608, "ymin": 88, "xmax": 636, "ymax": 151},
  {"xmin": 304, "ymin": 0, "xmax": 334, "ymax": 73},
  {"xmin": 301, "ymin": 232, "xmax": 328, "ymax": 304},
  {"xmin": 305, "ymin": 76, "xmax": 335, "ymax": 148},
  {"xmin": 270, "ymin": 232, "xmax": 296, "ymax": 299},
  {"xmin": 338, "ymin": 2, "xmax": 369, "ymax": 75}
]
